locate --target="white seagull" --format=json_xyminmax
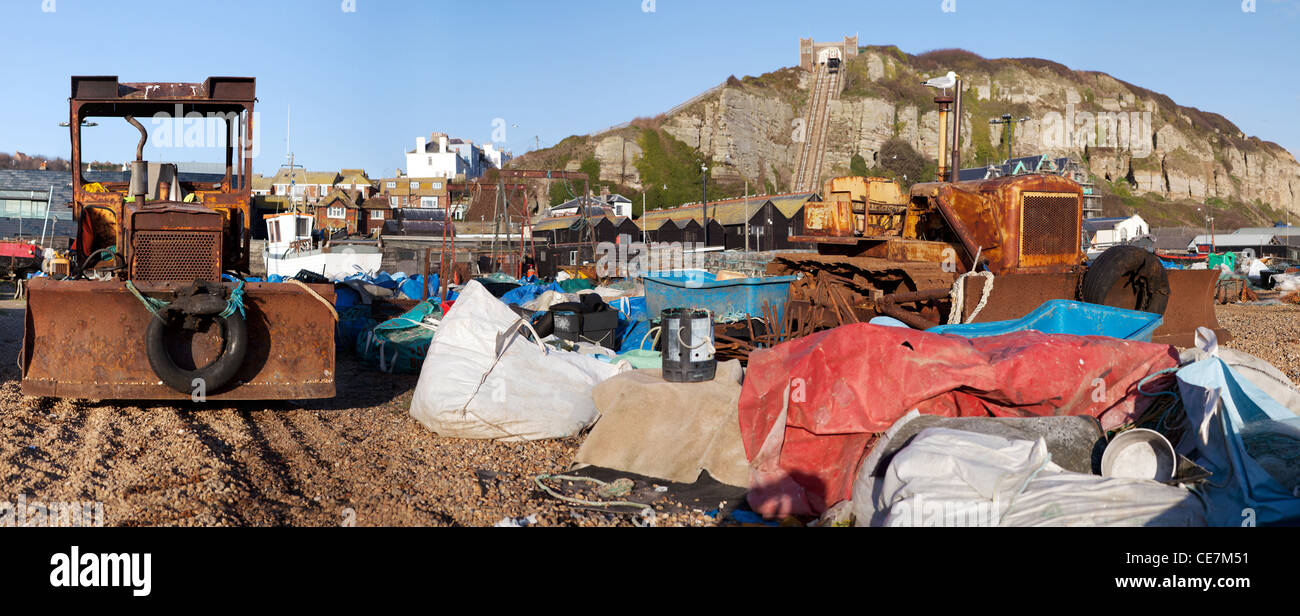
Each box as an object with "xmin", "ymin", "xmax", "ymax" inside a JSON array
[{"xmin": 921, "ymin": 71, "xmax": 958, "ymax": 95}]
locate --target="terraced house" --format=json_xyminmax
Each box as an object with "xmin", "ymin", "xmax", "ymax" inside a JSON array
[
  {"xmin": 314, "ymin": 188, "xmax": 391, "ymax": 235},
  {"xmin": 375, "ymin": 176, "xmax": 450, "ymax": 210},
  {"xmin": 269, "ymin": 167, "xmax": 342, "ymax": 204}
]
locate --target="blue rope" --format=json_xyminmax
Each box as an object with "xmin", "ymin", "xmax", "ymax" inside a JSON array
[
  {"xmin": 126, "ymin": 280, "xmax": 245, "ymax": 320},
  {"xmin": 219, "ymin": 279, "xmax": 246, "ymax": 319},
  {"xmin": 1137, "ymin": 367, "xmax": 1179, "ymax": 400},
  {"xmin": 1135, "ymin": 366, "xmax": 1184, "ymax": 433},
  {"xmin": 125, "ymin": 281, "xmax": 168, "ymax": 318}
]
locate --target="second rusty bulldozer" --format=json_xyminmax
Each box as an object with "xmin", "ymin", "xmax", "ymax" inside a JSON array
[{"xmin": 768, "ymin": 173, "xmax": 1226, "ymax": 347}]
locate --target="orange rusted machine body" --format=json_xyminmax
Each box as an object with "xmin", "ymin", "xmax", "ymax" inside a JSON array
[
  {"xmin": 771, "ymin": 174, "xmax": 1225, "ymax": 347},
  {"xmin": 21, "ymin": 76, "xmax": 336, "ymax": 400}
]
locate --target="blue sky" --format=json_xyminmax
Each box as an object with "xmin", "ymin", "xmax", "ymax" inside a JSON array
[{"xmin": 2, "ymin": 0, "xmax": 1297, "ymax": 176}]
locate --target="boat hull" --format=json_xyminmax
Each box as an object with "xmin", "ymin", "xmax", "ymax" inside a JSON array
[{"xmin": 264, "ymin": 250, "xmax": 383, "ymax": 280}]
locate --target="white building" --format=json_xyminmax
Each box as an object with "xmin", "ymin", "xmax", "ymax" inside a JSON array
[
  {"xmin": 1082, "ymin": 214, "xmax": 1149, "ymax": 253},
  {"xmin": 547, "ymin": 193, "xmax": 631, "ymax": 218},
  {"xmin": 405, "ymin": 132, "xmax": 509, "ymax": 181},
  {"xmin": 605, "ymin": 194, "xmax": 632, "ymax": 217},
  {"xmin": 482, "ymin": 143, "xmax": 512, "ymax": 170}
]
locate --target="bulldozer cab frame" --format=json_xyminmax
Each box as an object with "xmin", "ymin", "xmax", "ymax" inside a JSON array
[{"xmin": 69, "ymin": 76, "xmax": 256, "ymax": 274}]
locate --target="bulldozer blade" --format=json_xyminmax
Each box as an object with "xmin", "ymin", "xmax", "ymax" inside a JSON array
[
  {"xmin": 1158, "ymin": 269, "xmax": 1231, "ymax": 347},
  {"xmin": 21, "ymin": 279, "xmax": 336, "ymax": 400},
  {"xmin": 956, "ymin": 269, "xmax": 1229, "ymax": 348}
]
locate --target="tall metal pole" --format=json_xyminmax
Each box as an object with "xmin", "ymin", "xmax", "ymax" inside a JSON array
[
  {"xmin": 1201, "ymin": 207, "xmax": 1211, "ymax": 253},
  {"xmin": 585, "ymin": 178, "xmax": 594, "ymax": 263},
  {"xmin": 39, "ymin": 185, "xmax": 53, "ymax": 247},
  {"xmin": 744, "ymin": 179, "xmax": 750, "ymax": 251},
  {"xmin": 949, "ymin": 79, "xmax": 963, "ymax": 183},
  {"xmin": 1007, "ymin": 120, "xmax": 1015, "ymax": 161},
  {"xmin": 701, "ymin": 163, "xmax": 708, "ymax": 247},
  {"xmin": 1203, "ymin": 209, "xmax": 1209, "ymax": 255},
  {"xmin": 491, "ymin": 176, "xmax": 502, "ymax": 271}
]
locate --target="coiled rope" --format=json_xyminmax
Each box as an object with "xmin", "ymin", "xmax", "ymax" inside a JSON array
[
  {"xmin": 947, "ymin": 271, "xmax": 994, "ymax": 325},
  {"xmin": 533, "ymin": 474, "xmax": 651, "ymax": 512}
]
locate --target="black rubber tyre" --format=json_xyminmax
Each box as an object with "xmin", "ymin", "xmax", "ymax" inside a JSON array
[
  {"xmin": 1081, "ymin": 245, "xmax": 1171, "ymax": 315},
  {"xmin": 145, "ymin": 312, "xmax": 249, "ymax": 395}
]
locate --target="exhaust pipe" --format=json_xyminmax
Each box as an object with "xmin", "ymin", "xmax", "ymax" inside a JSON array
[
  {"xmin": 934, "ymin": 96, "xmax": 952, "ymax": 181},
  {"xmin": 125, "ymin": 115, "xmax": 148, "ymax": 203}
]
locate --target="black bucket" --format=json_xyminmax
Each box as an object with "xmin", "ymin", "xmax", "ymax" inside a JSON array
[{"xmin": 661, "ymin": 308, "xmax": 716, "ymax": 382}]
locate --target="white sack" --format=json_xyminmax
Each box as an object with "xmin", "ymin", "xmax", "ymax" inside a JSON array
[{"xmin": 410, "ymin": 280, "xmax": 624, "ymax": 440}]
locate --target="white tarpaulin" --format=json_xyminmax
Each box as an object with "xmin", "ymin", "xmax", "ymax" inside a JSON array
[
  {"xmin": 853, "ymin": 427, "xmax": 1207, "ymax": 527},
  {"xmin": 409, "ymin": 280, "xmax": 625, "ymax": 441}
]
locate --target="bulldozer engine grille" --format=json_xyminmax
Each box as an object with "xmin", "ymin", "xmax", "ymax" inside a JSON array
[
  {"xmin": 1020, "ymin": 192, "xmax": 1079, "ymax": 257},
  {"xmin": 131, "ymin": 231, "xmax": 221, "ymax": 282}
]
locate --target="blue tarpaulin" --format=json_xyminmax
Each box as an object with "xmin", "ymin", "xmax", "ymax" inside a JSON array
[
  {"xmin": 610, "ymin": 295, "xmax": 654, "ymax": 353},
  {"xmin": 356, "ymin": 301, "xmax": 442, "ymax": 374},
  {"xmin": 499, "ymin": 282, "xmax": 564, "ymax": 306},
  {"xmin": 1178, "ymin": 357, "xmax": 1300, "ymax": 526}
]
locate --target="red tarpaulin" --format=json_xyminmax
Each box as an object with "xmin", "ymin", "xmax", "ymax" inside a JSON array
[{"xmin": 738, "ymin": 324, "xmax": 1179, "ymax": 518}]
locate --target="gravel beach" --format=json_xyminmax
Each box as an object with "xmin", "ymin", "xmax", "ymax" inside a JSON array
[{"xmin": 1, "ymin": 296, "xmax": 1295, "ymax": 527}]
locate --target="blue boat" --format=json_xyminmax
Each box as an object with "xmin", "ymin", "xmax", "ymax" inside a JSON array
[{"xmin": 927, "ymin": 299, "xmax": 1163, "ymax": 342}]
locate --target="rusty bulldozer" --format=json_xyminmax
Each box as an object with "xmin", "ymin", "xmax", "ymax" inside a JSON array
[
  {"xmin": 21, "ymin": 76, "xmax": 337, "ymax": 400},
  {"xmin": 769, "ymin": 173, "xmax": 1226, "ymax": 347},
  {"xmin": 767, "ymin": 71, "xmax": 1223, "ymax": 347}
]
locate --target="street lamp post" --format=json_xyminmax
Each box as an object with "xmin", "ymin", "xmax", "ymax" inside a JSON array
[
  {"xmin": 1198, "ymin": 206, "xmax": 1215, "ymax": 255},
  {"xmin": 988, "ymin": 114, "xmax": 1031, "ymax": 162}
]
